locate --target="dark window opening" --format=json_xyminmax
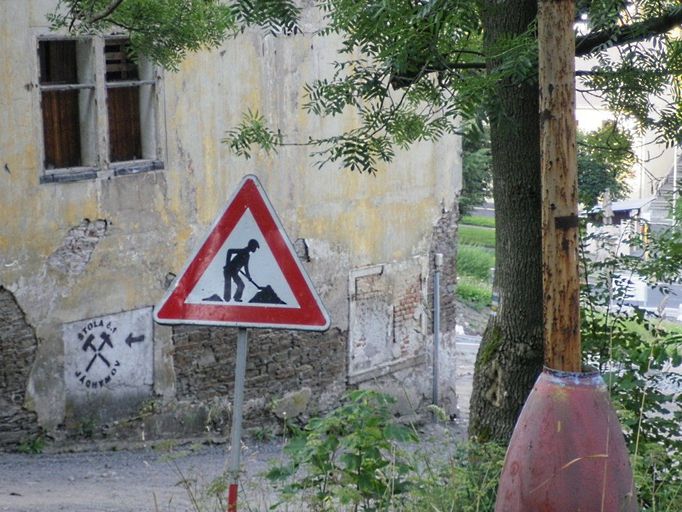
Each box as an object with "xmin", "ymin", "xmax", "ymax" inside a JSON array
[
  {"xmin": 106, "ymin": 40, "xmax": 142, "ymax": 162},
  {"xmin": 105, "ymin": 41, "xmax": 139, "ymax": 82},
  {"xmin": 39, "ymin": 40, "xmax": 82, "ymax": 169}
]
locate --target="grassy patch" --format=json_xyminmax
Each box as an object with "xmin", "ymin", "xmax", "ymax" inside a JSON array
[
  {"xmin": 459, "ymin": 225, "xmax": 496, "ymax": 248},
  {"xmin": 456, "ymin": 276, "xmax": 492, "ymax": 309},
  {"xmin": 458, "ymin": 244, "xmax": 495, "ymax": 282},
  {"xmin": 461, "ymin": 215, "xmax": 496, "ymax": 228}
]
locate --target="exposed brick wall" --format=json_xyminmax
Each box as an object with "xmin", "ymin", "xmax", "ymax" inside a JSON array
[
  {"xmin": 0, "ymin": 287, "xmax": 41, "ymax": 448},
  {"xmin": 172, "ymin": 325, "xmax": 346, "ymax": 424},
  {"xmin": 393, "ymin": 281, "xmax": 422, "ymax": 355},
  {"xmin": 429, "ymin": 205, "xmax": 459, "ymax": 333}
]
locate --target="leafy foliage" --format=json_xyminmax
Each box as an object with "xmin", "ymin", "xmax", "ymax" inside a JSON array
[
  {"xmin": 460, "ymin": 124, "xmax": 492, "ymax": 215},
  {"xmin": 223, "ymin": 110, "xmax": 282, "ymax": 160},
  {"xmin": 266, "ymin": 390, "xmax": 417, "ymax": 511},
  {"xmin": 577, "ymin": 121, "xmax": 635, "ymax": 208},
  {"xmin": 460, "ymin": 118, "xmax": 635, "ymax": 212},
  {"xmin": 457, "ymin": 245, "xmax": 494, "ymax": 282},
  {"xmin": 405, "ymin": 442, "xmax": 505, "ymax": 512},
  {"xmin": 48, "ymin": 0, "xmax": 300, "ymax": 70},
  {"xmin": 456, "ymin": 276, "xmax": 492, "ymax": 310},
  {"xmin": 580, "ymin": 213, "xmax": 682, "ymax": 510}
]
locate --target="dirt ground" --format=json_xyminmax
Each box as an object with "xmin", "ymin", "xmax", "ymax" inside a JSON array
[{"xmin": 0, "ymin": 421, "xmax": 470, "ymax": 512}]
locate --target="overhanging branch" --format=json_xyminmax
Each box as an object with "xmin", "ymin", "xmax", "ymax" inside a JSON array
[
  {"xmin": 575, "ymin": 6, "xmax": 682, "ymax": 56},
  {"xmin": 88, "ymin": 0, "xmax": 126, "ymax": 24}
]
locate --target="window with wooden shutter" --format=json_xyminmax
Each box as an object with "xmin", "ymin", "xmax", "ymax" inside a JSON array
[
  {"xmin": 39, "ymin": 40, "xmax": 94, "ymax": 170},
  {"xmin": 105, "ymin": 40, "xmax": 143, "ymax": 163},
  {"xmin": 37, "ymin": 36, "xmax": 162, "ymax": 183}
]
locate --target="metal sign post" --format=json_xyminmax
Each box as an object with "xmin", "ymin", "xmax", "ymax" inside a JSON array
[{"xmin": 227, "ymin": 327, "xmax": 248, "ymax": 512}]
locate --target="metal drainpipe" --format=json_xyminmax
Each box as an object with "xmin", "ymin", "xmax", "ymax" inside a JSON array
[{"xmin": 432, "ymin": 253, "xmax": 443, "ymax": 411}]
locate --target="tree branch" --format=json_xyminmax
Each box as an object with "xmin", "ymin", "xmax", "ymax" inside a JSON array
[
  {"xmin": 575, "ymin": 6, "xmax": 682, "ymax": 56},
  {"xmin": 87, "ymin": 0, "xmax": 126, "ymax": 24}
]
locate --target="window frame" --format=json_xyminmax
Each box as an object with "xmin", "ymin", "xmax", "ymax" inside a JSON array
[{"xmin": 36, "ymin": 34, "xmax": 165, "ymax": 184}]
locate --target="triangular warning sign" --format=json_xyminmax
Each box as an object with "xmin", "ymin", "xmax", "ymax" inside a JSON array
[{"xmin": 154, "ymin": 175, "xmax": 331, "ymax": 331}]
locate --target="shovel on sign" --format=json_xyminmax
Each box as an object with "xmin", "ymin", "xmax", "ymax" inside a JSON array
[{"xmin": 240, "ymin": 271, "xmax": 286, "ymax": 305}]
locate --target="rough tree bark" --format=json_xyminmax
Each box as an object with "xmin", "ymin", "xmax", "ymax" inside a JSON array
[{"xmin": 468, "ymin": 0, "xmax": 545, "ymax": 443}]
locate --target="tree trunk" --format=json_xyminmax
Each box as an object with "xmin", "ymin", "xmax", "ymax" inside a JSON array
[{"xmin": 468, "ymin": 0, "xmax": 544, "ymax": 443}]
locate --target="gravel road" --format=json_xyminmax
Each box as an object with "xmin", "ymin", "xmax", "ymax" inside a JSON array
[
  {"xmin": 0, "ymin": 440, "xmax": 285, "ymax": 512},
  {"xmin": 0, "ymin": 420, "xmax": 469, "ymax": 512}
]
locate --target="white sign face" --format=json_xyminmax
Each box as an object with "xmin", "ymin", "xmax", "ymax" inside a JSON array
[
  {"xmin": 186, "ymin": 209, "xmax": 299, "ymax": 308},
  {"xmin": 63, "ymin": 308, "xmax": 153, "ymax": 397}
]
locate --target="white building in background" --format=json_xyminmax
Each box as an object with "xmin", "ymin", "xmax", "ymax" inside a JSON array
[{"xmin": 575, "ymin": 20, "xmax": 681, "ymax": 226}]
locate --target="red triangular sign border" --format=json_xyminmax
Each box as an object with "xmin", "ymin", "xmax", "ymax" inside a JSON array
[{"xmin": 154, "ymin": 175, "xmax": 330, "ymax": 331}]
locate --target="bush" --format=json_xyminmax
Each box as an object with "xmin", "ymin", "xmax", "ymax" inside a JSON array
[
  {"xmin": 405, "ymin": 442, "xmax": 505, "ymax": 512},
  {"xmin": 580, "ymin": 221, "xmax": 682, "ymax": 510},
  {"xmin": 266, "ymin": 390, "xmax": 417, "ymax": 511}
]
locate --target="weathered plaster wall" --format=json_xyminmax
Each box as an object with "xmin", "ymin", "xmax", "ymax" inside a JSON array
[{"xmin": 0, "ymin": 0, "xmax": 461, "ymax": 445}]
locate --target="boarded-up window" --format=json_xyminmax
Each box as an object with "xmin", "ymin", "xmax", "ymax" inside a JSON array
[
  {"xmin": 37, "ymin": 36, "xmax": 160, "ymax": 180},
  {"xmin": 105, "ymin": 41, "xmax": 142, "ymax": 162},
  {"xmin": 39, "ymin": 40, "xmax": 86, "ymax": 169}
]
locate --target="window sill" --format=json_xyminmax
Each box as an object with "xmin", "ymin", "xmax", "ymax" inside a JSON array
[
  {"xmin": 40, "ymin": 167, "xmax": 98, "ymax": 184},
  {"xmin": 40, "ymin": 160, "xmax": 164, "ymax": 184},
  {"xmin": 112, "ymin": 159, "xmax": 164, "ymax": 177}
]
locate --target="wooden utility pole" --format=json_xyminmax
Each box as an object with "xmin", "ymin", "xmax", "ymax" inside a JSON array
[
  {"xmin": 494, "ymin": 3, "xmax": 638, "ymax": 509},
  {"xmin": 539, "ymin": 0, "xmax": 581, "ymax": 372}
]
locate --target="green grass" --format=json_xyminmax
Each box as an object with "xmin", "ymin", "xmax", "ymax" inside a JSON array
[
  {"xmin": 458, "ymin": 244, "xmax": 495, "ymax": 282},
  {"xmin": 459, "ymin": 225, "xmax": 496, "ymax": 248},
  {"xmin": 461, "ymin": 215, "xmax": 496, "ymax": 228},
  {"xmin": 456, "ymin": 276, "xmax": 492, "ymax": 309}
]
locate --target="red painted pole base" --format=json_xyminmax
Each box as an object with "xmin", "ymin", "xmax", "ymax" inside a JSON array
[
  {"xmin": 227, "ymin": 483, "xmax": 238, "ymax": 512},
  {"xmin": 495, "ymin": 368, "xmax": 638, "ymax": 511}
]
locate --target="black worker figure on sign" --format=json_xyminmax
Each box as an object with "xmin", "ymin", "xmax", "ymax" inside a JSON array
[
  {"xmin": 219, "ymin": 239, "xmax": 287, "ymax": 305},
  {"xmin": 224, "ymin": 239, "xmax": 260, "ymax": 302}
]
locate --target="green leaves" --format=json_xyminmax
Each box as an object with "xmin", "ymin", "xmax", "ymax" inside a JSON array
[
  {"xmin": 49, "ymin": 0, "xmax": 302, "ymax": 69},
  {"xmin": 223, "ymin": 110, "xmax": 282, "ymax": 159},
  {"xmin": 577, "ymin": 121, "xmax": 635, "ymax": 208},
  {"xmin": 266, "ymin": 390, "xmax": 417, "ymax": 511},
  {"xmin": 580, "ymin": 211, "xmax": 682, "ymax": 510},
  {"xmin": 50, "ymin": 0, "xmax": 236, "ymax": 70}
]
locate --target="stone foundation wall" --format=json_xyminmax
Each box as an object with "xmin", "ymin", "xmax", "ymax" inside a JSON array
[
  {"xmin": 0, "ymin": 287, "xmax": 41, "ymax": 448},
  {"xmin": 172, "ymin": 325, "xmax": 347, "ymax": 428}
]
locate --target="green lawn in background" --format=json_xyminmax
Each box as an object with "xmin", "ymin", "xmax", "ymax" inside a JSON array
[
  {"xmin": 457, "ymin": 245, "xmax": 495, "ymax": 282},
  {"xmin": 459, "ymin": 224, "xmax": 496, "ymax": 248},
  {"xmin": 457, "ymin": 215, "xmax": 496, "ymax": 308},
  {"xmin": 461, "ymin": 215, "xmax": 496, "ymax": 228}
]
